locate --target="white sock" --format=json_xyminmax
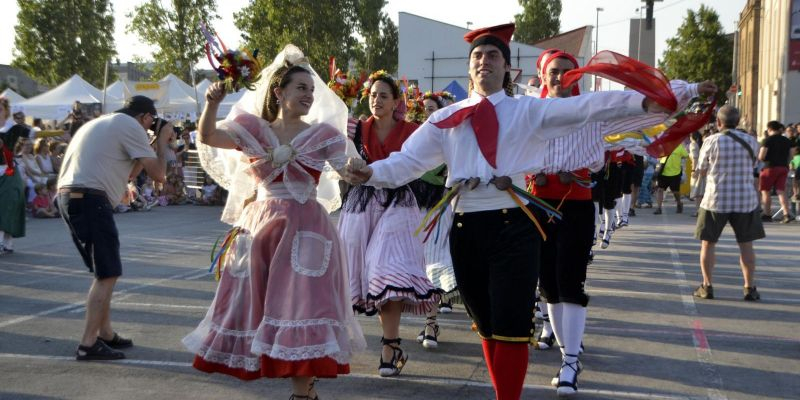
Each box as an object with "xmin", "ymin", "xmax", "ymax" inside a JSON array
[
  {"xmin": 546, "ymin": 303, "xmax": 564, "ymax": 349},
  {"xmin": 622, "ymin": 193, "xmax": 632, "ymax": 219},
  {"xmin": 1, "ymin": 233, "xmax": 11, "ymax": 249},
  {"xmin": 603, "ymin": 209, "xmax": 614, "ymax": 239},
  {"xmin": 561, "ymin": 303, "xmax": 587, "ymax": 357}
]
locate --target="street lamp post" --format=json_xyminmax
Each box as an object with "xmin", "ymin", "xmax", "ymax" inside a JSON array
[{"xmin": 595, "ymin": 7, "xmax": 604, "ymax": 91}]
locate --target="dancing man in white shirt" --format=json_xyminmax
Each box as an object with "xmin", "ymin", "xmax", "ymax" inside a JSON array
[{"xmin": 344, "ymin": 23, "xmax": 675, "ymax": 400}]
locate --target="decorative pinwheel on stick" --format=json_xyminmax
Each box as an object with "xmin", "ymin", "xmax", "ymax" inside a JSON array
[{"xmin": 199, "ymin": 21, "xmax": 263, "ymax": 93}]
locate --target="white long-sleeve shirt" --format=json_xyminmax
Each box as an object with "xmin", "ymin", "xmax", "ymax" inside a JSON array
[
  {"xmin": 366, "ymin": 88, "xmax": 653, "ymax": 212},
  {"xmin": 539, "ymin": 81, "xmax": 699, "ymax": 174}
]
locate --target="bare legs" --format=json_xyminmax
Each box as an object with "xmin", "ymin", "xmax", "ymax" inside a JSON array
[
  {"xmin": 291, "ymin": 377, "xmax": 316, "ymax": 398},
  {"xmin": 81, "ymin": 277, "xmax": 118, "ymax": 347},
  {"xmin": 699, "ymin": 240, "xmax": 756, "ymax": 288},
  {"xmin": 378, "ymin": 300, "xmax": 403, "ymax": 362}
]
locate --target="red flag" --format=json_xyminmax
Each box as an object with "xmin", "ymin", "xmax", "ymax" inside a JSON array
[
  {"xmin": 561, "ymin": 50, "xmax": 678, "ymax": 112},
  {"xmin": 646, "ymin": 99, "xmax": 717, "ymax": 158}
]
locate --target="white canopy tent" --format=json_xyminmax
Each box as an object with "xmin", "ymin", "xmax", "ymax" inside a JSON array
[
  {"xmin": 17, "ymin": 75, "xmax": 121, "ymax": 120},
  {"xmin": 194, "ymin": 78, "xmax": 247, "ymax": 119},
  {"xmin": 1, "ymin": 88, "xmax": 26, "ymax": 105},
  {"xmin": 195, "ymin": 79, "xmax": 211, "ymax": 99},
  {"xmin": 125, "ymin": 74, "xmax": 199, "ymax": 119}
]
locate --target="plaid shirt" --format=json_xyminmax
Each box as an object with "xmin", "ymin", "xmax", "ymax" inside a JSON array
[{"xmin": 698, "ymin": 129, "xmax": 760, "ymax": 213}]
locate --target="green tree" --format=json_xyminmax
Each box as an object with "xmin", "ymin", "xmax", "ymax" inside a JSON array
[
  {"xmin": 235, "ymin": 0, "xmax": 357, "ymax": 81},
  {"xmin": 127, "ymin": 0, "xmax": 219, "ymax": 83},
  {"xmin": 12, "ymin": 0, "xmax": 116, "ymax": 87},
  {"xmin": 659, "ymin": 5, "xmax": 733, "ymax": 100},
  {"xmin": 352, "ymin": 0, "xmax": 398, "ymax": 73},
  {"xmin": 235, "ymin": 0, "xmax": 397, "ymax": 81},
  {"xmin": 513, "ymin": 0, "xmax": 561, "ymax": 44}
]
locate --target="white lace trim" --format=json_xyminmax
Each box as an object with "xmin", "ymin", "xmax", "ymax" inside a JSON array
[
  {"xmin": 290, "ymin": 231, "xmax": 332, "ymax": 277},
  {"xmin": 262, "ymin": 316, "xmax": 343, "ymax": 328}
]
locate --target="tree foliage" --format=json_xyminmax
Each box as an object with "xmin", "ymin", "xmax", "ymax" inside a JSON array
[
  {"xmin": 659, "ymin": 5, "xmax": 733, "ymax": 99},
  {"xmin": 127, "ymin": 0, "xmax": 219, "ymax": 83},
  {"xmin": 513, "ymin": 0, "xmax": 561, "ymax": 44},
  {"xmin": 12, "ymin": 0, "xmax": 116, "ymax": 87},
  {"xmin": 234, "ymin": 0, "xmax": 397, "ymax": 81}
]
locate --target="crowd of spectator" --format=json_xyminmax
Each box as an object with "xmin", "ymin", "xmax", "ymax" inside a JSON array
[{"xmin": 2, "ymin": 100, "xmax": 226, "ymax": 225}]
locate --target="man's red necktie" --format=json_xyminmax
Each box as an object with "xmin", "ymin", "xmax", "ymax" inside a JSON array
[{"xmin": 433, "ymin": 97, "xmax": 498, "ymax": 168}]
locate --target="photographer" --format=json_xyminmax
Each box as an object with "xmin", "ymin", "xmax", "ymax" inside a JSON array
[{"xmin": 56, "ymin": 95, "xmax": 174, "ymax": 360}]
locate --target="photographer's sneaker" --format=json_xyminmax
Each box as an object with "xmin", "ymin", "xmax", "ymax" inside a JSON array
[
  {"xmin": 693, "ymin": 284, "xmax": 713, "ymax": 299},
  {"xmin": 76, "ymin": 340, "xmax": 125, "ymax": 361},
  {"xmin": 743, "ymin": 286, "xmax": 761, "ymax": 301}
]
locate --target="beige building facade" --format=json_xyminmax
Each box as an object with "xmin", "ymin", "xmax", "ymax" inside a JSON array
[{"xmin": 736, "ymin": 0, "xmax": 800, "ymax": 134}]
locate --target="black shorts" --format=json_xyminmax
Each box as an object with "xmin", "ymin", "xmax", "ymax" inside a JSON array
[
  {"xmin": 57, "ymin": 192, "xmax": 122, "ymax": 279},
  {"xmin": 596, "ymin": 163, "xmax": 623, "ymax": 210},
  {"xmin": 620, "ymin": 163, "xmax": 637, "ymax": 194},
  {"xmin": 450, "ymin": 205, "xmax": 541, "ymax": 343},
  {"xmin": 657, "ymin": 174, "xmax": 682, "ymax": 192},
  {"xmin": 538, "ymin": 199, "xmax": 594, "ymax": 307},
  {"xmin": 631, "ymin": 156, "xmax": 645, "ymax": 187}
]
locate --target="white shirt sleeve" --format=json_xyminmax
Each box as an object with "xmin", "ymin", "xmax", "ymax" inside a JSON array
[
  {"xmin": 526, "ymin": 90, "xmax": 646, "ymax": 141},
  {"xmin": 366, "ymin": 121, "xmax": 445, "ymax": 189}
]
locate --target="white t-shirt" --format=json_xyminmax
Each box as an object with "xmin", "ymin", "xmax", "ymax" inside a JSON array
[{"xmin": 58, "ymin": 113, "xmax": 157, "ymax": 206}]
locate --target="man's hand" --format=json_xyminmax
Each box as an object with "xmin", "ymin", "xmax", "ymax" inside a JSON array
[
  {"xmin": 205, "ymin": 82, "xmax": 227, "ymax": 106},
  {"xmin": 343, "ymin": 157, "xmax": 373, "ymax": 185},
  {"xmin": 697, "ymin": 80, "xmax": 718, "ymax": 97}
]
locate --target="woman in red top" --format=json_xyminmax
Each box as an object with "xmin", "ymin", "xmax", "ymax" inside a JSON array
[{"xmin": 338, "ymin": 72, "xmax": 441, "ymax": 377}]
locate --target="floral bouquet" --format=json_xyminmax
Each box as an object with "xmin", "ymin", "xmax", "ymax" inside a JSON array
[
  {"xmin": 200, "ymin": 22, "xmax": 263, "ymax": 93},
  {"xmin": 328, "ymin": 69, "xmax": 367, "ymax": 110},
  {"xmin": 405, "ymin": 85, "xmax": 426, "ymax": 123},
  {"xmin": 436, "ymin": 91, "xmax": 455, "ymax": 105}
]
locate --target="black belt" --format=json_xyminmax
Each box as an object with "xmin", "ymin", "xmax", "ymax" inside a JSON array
[{"xmin": 58, "ymin": 187, "xmax": 107, "ymax": 197}]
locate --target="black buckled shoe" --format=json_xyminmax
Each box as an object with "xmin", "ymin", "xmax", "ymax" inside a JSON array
[
  {"xmin": 75, "ymin": 339, "xmax": 125, "ymax": 361},
  {"xmin": 378, "ymin": 337, "xmax": 408, "ymax": 377},
  {"xmin": 97, "ymin": 332, "xmax": 133, "ymax": 349}
]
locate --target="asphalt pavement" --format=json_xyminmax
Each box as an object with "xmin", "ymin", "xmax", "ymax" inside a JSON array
[{"xmin": 0, "ymin": 200, "xmax": 798, "ymax": 400}]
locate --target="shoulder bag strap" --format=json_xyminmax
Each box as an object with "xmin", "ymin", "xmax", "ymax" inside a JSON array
[{"xmin": 723, "ymin": 131, "xmax": 756, "ymax": 164}]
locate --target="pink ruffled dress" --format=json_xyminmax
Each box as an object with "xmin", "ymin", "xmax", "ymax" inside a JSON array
[{"xmin": 183, "ymin": 113, "xmax": 365, "ymax": 380}]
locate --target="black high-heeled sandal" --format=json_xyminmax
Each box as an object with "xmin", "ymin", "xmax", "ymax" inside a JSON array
[
  {"xmin": 289, "ymin": 379, "xmax": 320, "ymax": 400},
  {"xmin": 419, "ymin": 317, "xmax": 440, "ymax": 349},
  {"xmin": 555, "ymin": 354, "xmax": 582, "ymax": 396},
  {"xmin": 378, "ymin": 337, "xmax": 408, "ymax": 377}
]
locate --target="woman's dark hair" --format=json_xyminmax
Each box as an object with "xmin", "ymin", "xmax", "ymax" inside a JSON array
[
  {"xmin": 262, "ymin": 65, "xmax": 312, "ymax": 122},
  {"xmin": 423, "ymin": 95, "xmax": 444, "ymax": 109},
  {"xmin": 368, "ymin": 75, "xmax": 400, "ymax": 99}
]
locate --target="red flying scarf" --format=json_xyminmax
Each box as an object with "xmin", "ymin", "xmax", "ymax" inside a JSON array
[{"xmin": 560, "ymin": 50, "xmax": 678, "ymax": 112}]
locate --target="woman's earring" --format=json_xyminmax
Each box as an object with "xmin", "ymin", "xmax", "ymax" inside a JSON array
[{"xmin": 276, "ymin": 99, "xmax": 281, "ymax": 105}]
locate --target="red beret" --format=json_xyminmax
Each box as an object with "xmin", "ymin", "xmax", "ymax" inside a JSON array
[{"xmin": 463, "ymin": 23, "xmax": 515, "ymax": 45}]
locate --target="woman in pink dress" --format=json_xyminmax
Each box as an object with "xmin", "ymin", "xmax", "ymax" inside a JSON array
[
  {"xmin": 183, "ymin": 45, "xmax": 365, "ymax": 400},
  {"xmin": 338, "ymin": 71, "xmax": 441, "ymax": 377}
]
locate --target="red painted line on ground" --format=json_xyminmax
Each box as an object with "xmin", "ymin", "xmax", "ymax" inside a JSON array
[{"xmin": 692, "ymin": 319, "xmax": 709, "ymax": 351}]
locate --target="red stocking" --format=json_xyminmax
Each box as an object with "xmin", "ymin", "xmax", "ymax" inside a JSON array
[
  {"xmin": 481, "ymin": 339, "xmax": 497, "ymax": 385},
  {"xmin": 492, "ymin": 341, "xmax": 529, "ymax": 400}
]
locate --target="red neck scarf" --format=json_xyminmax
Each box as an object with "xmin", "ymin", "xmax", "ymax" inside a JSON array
[
  {"xmin": 432, "ymin": 96, "xmax": 499, "ymax": 168},
  {"xmin": 361, "ymin": 117, "xmax": 419, "ymax": 162}
]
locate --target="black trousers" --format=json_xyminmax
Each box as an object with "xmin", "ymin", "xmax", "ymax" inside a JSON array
[
  {"xmin": 450, "ymin": 205, "xmax": 541, "ymax": 342},
  {"xmin": 538, "ymin": 199, "xmax": 594, "ymax": 307}
]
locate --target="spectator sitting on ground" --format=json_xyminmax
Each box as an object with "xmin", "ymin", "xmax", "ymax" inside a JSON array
[
  {"xmin": 161, "ymin": 173, "xmax": 188, "ymax": 205},
  {"xmin": 34, "ymin": 138, "xmax": 57, "ymax": 178},
  {"xmin": 127, "ymin": 181, "xmax": 152, "ymax": 211},
  {"xmin": 31, "ymin": 183, "xmax": 58, "ymax": 218},
  {"xmin": 49, "ymin": 141, "xmax": 68, "ymax": 175},
  {"xmin": 198, "ymin": 175, "xmax": 221, "ymax": 205},
  {"xmin": 46, "ymin": 176, "xmax": 57, "ymax": 200}
]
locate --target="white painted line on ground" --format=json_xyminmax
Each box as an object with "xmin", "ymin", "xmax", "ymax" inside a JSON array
[
  {"xmin": 112, "ymin": 302, "xmax": 209, "ymax": 310},
  {"xmin": 0, "ymin": 269, "xmax": 205, "ymax": 325},
  {"xmin": 663, "ymin": 217, "xmax": 727, "ymax": 400},
  {"xmin": 0, "ymin": 352, "xmax": 695, "ymax": 399}
]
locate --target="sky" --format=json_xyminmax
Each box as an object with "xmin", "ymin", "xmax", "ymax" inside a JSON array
[{"xmin": 1, "ymin": 0, "xmax": 746, "ymax": 70}]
